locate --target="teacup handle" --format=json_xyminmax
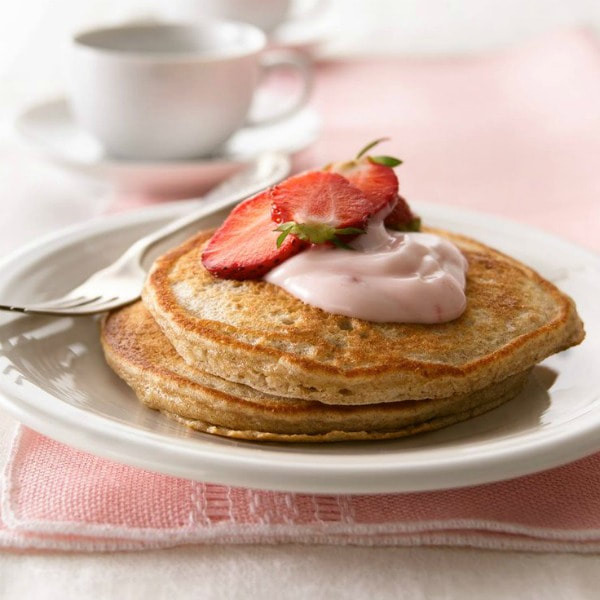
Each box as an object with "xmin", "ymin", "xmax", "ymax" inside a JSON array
[{"xmin": 246, "ymin": 50, "xmax": 313, "ymax": 127}]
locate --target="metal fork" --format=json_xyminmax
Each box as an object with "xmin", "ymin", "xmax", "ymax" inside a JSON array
[{"xmin": 0, "ymin": 152, "xmax": 290, "ymax": 317}]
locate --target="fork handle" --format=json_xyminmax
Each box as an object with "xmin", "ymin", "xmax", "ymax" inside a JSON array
[{"xmin": 120, "ymin": 152, "xmax": 290, "ymax": 265}]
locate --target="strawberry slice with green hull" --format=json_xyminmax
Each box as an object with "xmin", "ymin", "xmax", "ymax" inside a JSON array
[
  {"xmin": 385, "ymin": 195, "xmax": 421, "ymax": 231},
  {"xmin": 329, "ymin": 139, "xmax": 420, "ymax": 232},
  {"xmin": 203, "ymin": 139, "xmax": 420, "ymax": 281},
  {"xmin": 202, "ymin": 191, "xmax": 307, "ymax": 280},
  {"xmin": 270, "ymin": 171, "xmax": 370, "ymax": 248}
]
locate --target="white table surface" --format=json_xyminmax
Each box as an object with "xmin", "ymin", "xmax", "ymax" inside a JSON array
[{"xmin": 2, "ymin": 2, "xmax": 600, "ymax": 597}]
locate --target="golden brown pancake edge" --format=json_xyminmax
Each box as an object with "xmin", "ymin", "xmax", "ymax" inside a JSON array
[
  {"xmin": 141, "ymin": 228, "xmax": 584, "ymax": 405},
  {"xmin": 101, "ymin": 302, "xmax": 531, "ymax": 442}
]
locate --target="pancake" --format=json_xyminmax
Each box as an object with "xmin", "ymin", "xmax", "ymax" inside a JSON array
[
  {"xmin": 100, "ymin": 302, "xmax": 531, "ymax": 442},
  {"xmin": 142, "ymin": 228, "xmax": 584, "ymax": 406}
]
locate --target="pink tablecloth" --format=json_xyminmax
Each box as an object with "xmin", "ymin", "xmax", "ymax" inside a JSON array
[
  {"xmin": 1, "ymin": 29, "xmax": 599, "ymax": 553},
  {"xmin": 297, "ymin": 29, "xmax": 600, "ymax": 253}
]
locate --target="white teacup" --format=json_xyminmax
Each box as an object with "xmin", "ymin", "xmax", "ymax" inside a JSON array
[{"xmin": 69, "ymin": 21, "xmax": 312, "ymax": 160}]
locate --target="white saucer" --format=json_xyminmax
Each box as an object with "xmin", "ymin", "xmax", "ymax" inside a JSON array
[
  {"xmin": 0, "ymin": 202, "xmax": 598, "ymax": 494},
  {"xmin": 15, "ymin": 98, "xmax": 320, "ymax": 197}
]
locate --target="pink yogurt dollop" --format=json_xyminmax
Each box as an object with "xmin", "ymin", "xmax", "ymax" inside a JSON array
[{"xmin": 264, "ymin": 209, "xmax": 468, "ymax": 324}]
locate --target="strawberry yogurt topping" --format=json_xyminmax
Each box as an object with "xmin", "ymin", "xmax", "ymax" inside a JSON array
[
  {"xmin": 202, "ymin": 139, "xmax": 468, "ymax": 323},
  {"xmin": 264, "ymin": 205, "xmax": 468, "ymax": 324}
]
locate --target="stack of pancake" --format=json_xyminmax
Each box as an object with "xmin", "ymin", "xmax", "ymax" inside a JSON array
[{"xmin": 100, "ymin": 228, "xmax": 584, "ymax": 442}]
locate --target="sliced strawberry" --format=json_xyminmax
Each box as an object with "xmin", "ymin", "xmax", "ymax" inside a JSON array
[
  {"xmin": 326, "ymin": 157, "xmax": 398, "ymax": 214},
  {"xmin": 385, "ymin": 195, "xmax": 421, "ymax": 231},
  {"xmin": 202, "ymin": 190, "xmax": 306, "ymax": 280},
  {"xmin": 329, "ymin": 139, "xmax": 421, "ymax": 231},
  {"xmin": 270, "ymin": 171, "xmax": 370, "ymax": 247}
]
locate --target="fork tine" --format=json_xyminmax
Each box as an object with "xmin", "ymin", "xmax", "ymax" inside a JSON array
[
  {"xmin": 67, "ymin": 297, "xmax": 122, "ymax": 312},
  {"xmin": 86, "ymin": 297, "xmax": 119, "ymax": 307},
  {"xmin": 38, "ymin": 297, "xmax": 125, "ymax": 315},
  {"xmin": 24, "ymin": 295, "xmax": 88, "ymax": 310},
  {"xmin": 0, "ymin": 296, "xmax": 128, "ymax": 316},
  {"xmin": 26, "ymin": 296, "xmax": 103, "ymax": 311},
  {"xmin": 0, "ymin": 304, "xmax": 27, "ymax": 314},
  {"xmin": 0, "ymin": 304, "xmax": 79, "ymax": 316},
  {"xmin": 47, "ymin": 298, "xmax": 127, "ymax": 315}
]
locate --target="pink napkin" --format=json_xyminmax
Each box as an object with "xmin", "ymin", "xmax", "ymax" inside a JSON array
[
  {"xmin": 2, "ymin": 428, "xmax": 600, "ymax": 552},
  {"xmin": 2, "ymin": 29, "xmax": 600, "ymax": 552}
]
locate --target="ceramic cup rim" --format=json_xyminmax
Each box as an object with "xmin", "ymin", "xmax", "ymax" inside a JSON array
[{"xmin": 72, "ymin": 20, "xmax": 267, "ymax": 63}]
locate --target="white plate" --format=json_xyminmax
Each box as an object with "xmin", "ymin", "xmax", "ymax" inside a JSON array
[
  {"xmin": 0, "ymin": 202, "xmax": 598, "ymax": 494},
  {"xmin": 15, "ymin": 98, "xmax": 320, "ymax": 197}
]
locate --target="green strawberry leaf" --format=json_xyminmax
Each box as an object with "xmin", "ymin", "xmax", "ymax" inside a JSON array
[
  {"xmin": 274, "ymin": 222, "xmax": 365, "ymax": 247},
  {"xmin": 408, "ymin": 216, "xmax": 422, "ymax": 231},
  {"xmin": 356, "ymin": 137, "xmax": 389, "ymax": 159},
  {"xmin": 387, "ymin": 216, "xmax": 422, "ymax": 232},
  {"xmin": 334, "ymin": 227, "xmax": 366, "ymax": 236},
  {"xmin": 369, "ymin": 155, "xmax": 403, "ymax": 167},
  {"xmin": 274, "ymin": 222, "xmax": 295, "ymax": 248},
  {"xmin": 276, "ymin": 230, "xmax": 289, "ymax": 248},
  {"xmin": 330, "ymin": 237, "xmax": 353, "ymax": 250}
]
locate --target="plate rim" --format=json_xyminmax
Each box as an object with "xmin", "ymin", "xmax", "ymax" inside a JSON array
[{"xmin": 0, "ymin": 202, "xmax": 598, "ymax": 494}]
